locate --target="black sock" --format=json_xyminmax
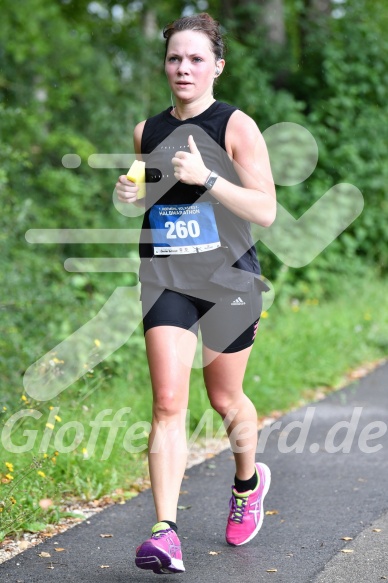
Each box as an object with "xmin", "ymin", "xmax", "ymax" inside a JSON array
[
  {"xmin": 234, "ymin": 470, "xmax": 258, "ymax": 493},
  {"xmin": 161, "ymin": 520, "xmax": 178, "ymax": 533}
]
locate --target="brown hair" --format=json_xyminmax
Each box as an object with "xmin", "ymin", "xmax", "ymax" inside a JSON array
[{"xmin": 163, "ymin": 13, "xmax": 226, "ymax": 62}]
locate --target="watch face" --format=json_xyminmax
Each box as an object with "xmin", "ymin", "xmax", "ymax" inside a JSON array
[{"xmin": 206, "ymin": 172, "xmax": 218, "ymax": 190}]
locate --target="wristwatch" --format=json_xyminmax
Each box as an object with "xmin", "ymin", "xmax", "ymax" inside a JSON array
[{"xmin": 204, "ymin": 170, "xmax": 219, "ymax": 190}]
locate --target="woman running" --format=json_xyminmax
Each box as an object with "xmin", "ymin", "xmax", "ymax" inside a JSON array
[{"xmin": 115, "ymin": 12, "xmax": 276, "ymax": 575}]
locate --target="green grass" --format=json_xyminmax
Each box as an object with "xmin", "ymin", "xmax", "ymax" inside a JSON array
[{"xmin": 1, "ymin": 269, "xmax": 388, "ymax": 540}]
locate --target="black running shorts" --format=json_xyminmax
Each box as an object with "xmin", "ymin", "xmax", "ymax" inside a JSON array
[{"xmin": 141, "ymin": 281, "xmax": 263, "ymax": 354}]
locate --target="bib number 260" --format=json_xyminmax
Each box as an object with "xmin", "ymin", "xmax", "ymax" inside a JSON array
[{"xmin": 165, "ymin": 219, "xmax": 200, "ymax": 240}]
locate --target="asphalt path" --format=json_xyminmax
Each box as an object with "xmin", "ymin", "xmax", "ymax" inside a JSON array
[{"xmin": 1, "ymin": 361, "xmax": 387, "ymax": 582}]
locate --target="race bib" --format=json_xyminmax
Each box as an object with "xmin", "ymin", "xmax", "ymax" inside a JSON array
[{"xmin": 149, "ymin": 202, "xmax": 221, "ymax": 255}]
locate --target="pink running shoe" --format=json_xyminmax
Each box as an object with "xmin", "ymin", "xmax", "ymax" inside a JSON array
[
  {"xmin": 135, "ymin": 522, "xmax": 185, "ymax": 574},
  {"xmin": 226, "ymin": 462, "xmax": 271, "ymax": 546}
]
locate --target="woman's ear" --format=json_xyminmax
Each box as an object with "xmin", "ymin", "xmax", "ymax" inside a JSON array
[{"xmin": 215, "ymin": 59, "xmax": 225, "ymax": 77}]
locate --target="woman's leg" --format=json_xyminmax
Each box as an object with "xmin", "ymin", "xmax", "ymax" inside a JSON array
[
  {"xmin": 202, "ymin": 345, "xmax": 258, "ymax": 480},
  {"xmin": 203, "ymin": 345, "xmax": 271, "ymax": 546},
  {"xmin": 145, "ymin": 325, "xmax": 197, "ymax": 523}
]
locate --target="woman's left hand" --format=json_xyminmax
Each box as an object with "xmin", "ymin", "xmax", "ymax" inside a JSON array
[{"xmin": 171, "ymin": 135, "xmax": 209, "ymax": 186}]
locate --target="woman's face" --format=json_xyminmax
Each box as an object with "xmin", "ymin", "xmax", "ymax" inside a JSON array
[{"xmin": 165, "ymin": 30, "xmax": 223, "ymax": 103}]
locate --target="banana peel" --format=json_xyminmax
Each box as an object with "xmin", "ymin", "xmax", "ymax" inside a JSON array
[{"xmin": 127, "ymin": 159, "xmax": 146, "ymax": 199}]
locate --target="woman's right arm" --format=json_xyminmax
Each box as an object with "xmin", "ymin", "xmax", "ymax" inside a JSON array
[{"xmin": 115, "ymin": 120, "xmax": 146, "ymax": 206}]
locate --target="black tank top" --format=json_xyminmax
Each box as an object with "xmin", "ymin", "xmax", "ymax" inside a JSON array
[{"xmin": 139, "ymin": 100, "xmax": 268, "ymax": 293}]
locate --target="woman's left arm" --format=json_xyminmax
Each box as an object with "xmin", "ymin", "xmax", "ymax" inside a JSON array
[{"xmin": 210, "ymin": 110, "xmax": 276, "ymax": 227}]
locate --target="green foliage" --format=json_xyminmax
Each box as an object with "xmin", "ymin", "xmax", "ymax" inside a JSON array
[
  {"xmin": 224, "ymin": 0, "xmax": 388, "ymax": 285},
  {"xmin": 309, "ymin": 1, "xmax": 388, "ymax": 271},
  {"xmin": 1, "ymin": 0, "xmax": 386, "ymax": 369},
  {"xmin": 1, "ymin": 0, "xmax": 387, "ymax": 305}
]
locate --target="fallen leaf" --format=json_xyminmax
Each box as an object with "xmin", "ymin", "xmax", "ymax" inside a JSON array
[
  {"xmin": 341, "ymin": 549, "xmax": 354, "ymax": 553},
  {"xmin": 265, "ymin": 510, "xmax": 279, "ymax": 515},
  {"xmin": 341, "ymin": 537, "xmax": 353, "ymax": 541},
  {"xmin": 177, "ymin": 505, "xmax": 192, "ymax": 510},
  {"xmin": 267, "ymin": 568, "xmax": 278, "ymax": 572},
  {"xmin": 349, "ymin": 367, "xmax": 368, "ymax": 379},
  {"xmin": 100, "ymin": 534, "xmax": 113, "ymax": 538},
  {"xmin": 38, "ymin": 552, "xmax": 51, "ymax": 558},
  {"xmin": 39, "ymin": 499, "xmax": 53, "ymax": 510},
  {"xmin": 54, "ymin": 548, "xmax": 65, "ymax": 552},
  {"xmin": 373, "ymin": 529, "xmax": 382, "ymax": 533},
  {"xmin": 17, "ymin": 541, "xmax": 29, "ymax": 551},
  {"xmin": 208, "ymin": 551, "xmax": 221, "ymax": 555}
]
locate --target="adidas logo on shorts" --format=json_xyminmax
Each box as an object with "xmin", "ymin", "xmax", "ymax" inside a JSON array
[{"xmin": 231, "ymin": 297, "xmax": 246, "ymax": 306}]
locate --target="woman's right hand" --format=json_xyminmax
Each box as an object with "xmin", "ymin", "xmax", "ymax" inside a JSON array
[{"xmin": 115, "ymin": 175, "xmax": 139, "ymax": 204}]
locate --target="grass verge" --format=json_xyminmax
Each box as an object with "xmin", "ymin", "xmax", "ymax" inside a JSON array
[{"xmin": 1, "ymin": 270, "xmax": 387, "ymax": 540}]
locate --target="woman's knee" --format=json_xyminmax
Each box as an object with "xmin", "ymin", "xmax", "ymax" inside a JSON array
[
  {"xmin": 152, "ymin": 387, "xmax": 186, "ymax": 419},
  {"xmin": 208, "ymin": 391, "xmax": 240, "ymax": 418}
]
